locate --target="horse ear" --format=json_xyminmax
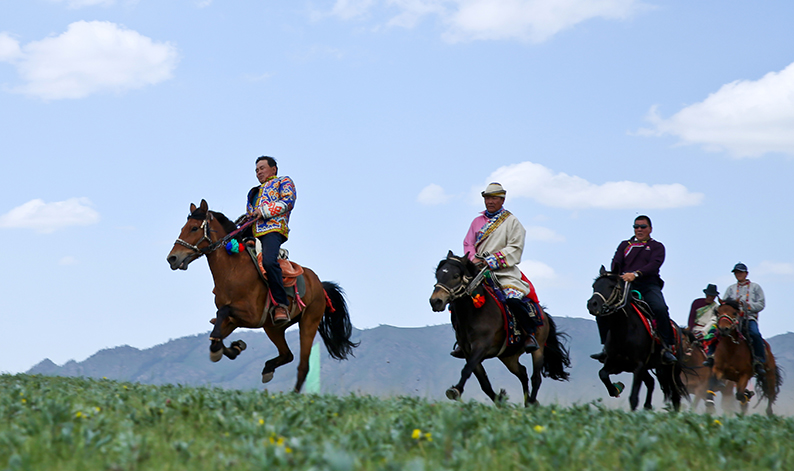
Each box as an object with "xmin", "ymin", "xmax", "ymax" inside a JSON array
[
  {"xmin": 199, "ymin": 199, "xmax": 208, "ymax": 211},
  {"xmin": 190, "ymin": 203, "xmax": 197, "ymax": 213},
  {"xmin": 600, "ymin": 265, "xmax": 607, "ymax": 276},
  {"xmin": 447, "ymin": 250, "xmax": 455, "ymax": 259}
]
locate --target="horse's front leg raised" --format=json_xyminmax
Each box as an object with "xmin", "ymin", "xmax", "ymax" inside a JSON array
[
  {"xmin": 209, "ymin": 305, "xmax": 236, "ymax": 362},
  {"xmin": 598, "ymin": 366, "xmax": 623, "ymax": 398}
]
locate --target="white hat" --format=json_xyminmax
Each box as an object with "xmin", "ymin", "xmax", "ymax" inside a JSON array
[{"xmin": 481, "ymin": 182, "xmax": 506, "ymax": 197}]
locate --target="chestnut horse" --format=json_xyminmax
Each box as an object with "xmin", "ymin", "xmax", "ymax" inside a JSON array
[
  {"xmin": 429, "ymin": 252, "xmax": 571, "ymax": 406},
  {"xmin": 587, "ymin": 267, "xmax": 686, "ymax": 411},
  {"xmin": 680, "ymin": 330, "xmax": 735, "ymax": 412},
  {"xmin": 166, "ymin": 200, "xmax": 357, "ymax": 392},
  {"xmin": 706, "ymin": 301, "xmax": 782, "ymax": 415}
]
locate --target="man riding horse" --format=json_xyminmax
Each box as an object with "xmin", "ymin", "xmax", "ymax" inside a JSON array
[
  {"xmin": 451, "ymin": 182, "xmax": 540, "ymax": 357},
  {"xmin": 591, "ymin": 215, "xmax": 677, "ymax": 365},
  {"xmin": 246, "ymin": 156, "xmax": 296, "ymax": 326},
  {"xmin": 705, "ymin": 262, "xmax": 767, "ymax": 375}
]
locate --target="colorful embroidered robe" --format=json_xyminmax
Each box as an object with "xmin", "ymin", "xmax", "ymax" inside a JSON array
[{"xmin": 246, "ymin": 175, "xmax": 296, "ymax": 238}]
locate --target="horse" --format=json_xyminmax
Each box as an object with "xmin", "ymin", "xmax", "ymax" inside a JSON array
[
  {"xmin": 429, "ymin": 252, "xmax": 570, "ymax": 406},
  {"xmin": 586, "ymin": 266, "xmax": 686, "ymax": 411},
  {"xmin": 166, "ymin": 200, "xmax": 358, "ymax": 392},
  {"xmin": 706, "ymin": 301, "xmax": 782, "ymax": 415},
  {"xmin": 680, "ymin": 329, "xmax": 735, "ymax": 412}
]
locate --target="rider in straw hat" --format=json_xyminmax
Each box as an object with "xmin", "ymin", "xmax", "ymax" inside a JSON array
[{"xmin": 451, "ymin": 182, "xmax": 540, "ymax": 357}]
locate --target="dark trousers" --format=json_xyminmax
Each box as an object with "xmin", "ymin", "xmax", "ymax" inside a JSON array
[
  {"xmin": 746, "ymin": 319, "xmax": 767, "ymax": 363},
  {"xmin": 596, "ymin": 280, "xmax": 674, "ymax": 347},
  {"xmin": 257, "ymin": 232, "xmax": 288, "ymax": 307}
]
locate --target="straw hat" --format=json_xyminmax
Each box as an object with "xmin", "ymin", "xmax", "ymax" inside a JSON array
[{"xmin": 481, "ymin": 182, "xmax": 506, "ymax": 197}]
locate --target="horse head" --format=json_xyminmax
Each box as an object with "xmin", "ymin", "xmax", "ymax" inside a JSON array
[
  {"xmin": 429, "ymin": 251, "xmax": 476, "ymax": 312},
  {"xmin": 587, "ymin": 265, "xmax": 627, "ymax": 316},
  {"xmin": 717, "ymin": 300, "xmax": 742, "ymax": 336},
  {"xmin": 166, "ymin": 200, "xmax": 235, "ymax": 270}
]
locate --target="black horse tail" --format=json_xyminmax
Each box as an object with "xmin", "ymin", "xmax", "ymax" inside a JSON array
[
  {"xmin": 757, "ymin": 362, "xmax": 783, "ymax": 402},
  {"xmin": 318, "ymin": 281, "xmax": 359, "ymax": 360},
  {"xmin": 541, "ymin": 314, "xmax": 571, "ymax": 381}
]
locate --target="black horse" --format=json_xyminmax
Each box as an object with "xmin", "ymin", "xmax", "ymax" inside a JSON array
[
  {"xmin": 429, "ymin": 252, "xmax": 570, "ymax": 406},
  {"xmin": 587, "ymin": 266, "xmax": 686, "ymax": 411}
]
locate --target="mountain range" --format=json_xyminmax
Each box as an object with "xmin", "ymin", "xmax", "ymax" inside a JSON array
[{"xmin": 28, "ymin": 317, "xmax": 794, "ymax": 414}]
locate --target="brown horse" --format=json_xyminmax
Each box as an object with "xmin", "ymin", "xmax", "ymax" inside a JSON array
[
  {"xmin": 429, "ymin": 252, "xmax": 570, "ymax": 406},
  {"xmin": 680, "ymin": 330, "xmax": 735, "ymax": 412},
  {"xmin": 166, "ymin": 200, "xmax": 357, "ymax": 391},
  {"xmin": 707, "ymin": 301, "xmax": 782, "ymax": 415}
]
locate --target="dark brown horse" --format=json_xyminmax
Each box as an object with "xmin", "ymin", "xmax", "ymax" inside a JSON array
[
  {"xmin": 166, "ymin": 200, "xmax": 357, "ymax": 391},
  {"xmin": 429, "ymin": 252, "xmax": 570, "ymax": 406},
  {"xmin": 707, "ymin": 301, "xmax": 782, "ymax": 415}
]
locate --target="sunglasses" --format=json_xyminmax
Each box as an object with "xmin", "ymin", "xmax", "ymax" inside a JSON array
[{"xmin": 633, "ymin": 224, "xmax": 649, "ymax": 229}]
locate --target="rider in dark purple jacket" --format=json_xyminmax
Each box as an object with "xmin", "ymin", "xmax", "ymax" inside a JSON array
[{"xmin": 591, "ymin": 215, "xmax": 677, "ymax": 364}]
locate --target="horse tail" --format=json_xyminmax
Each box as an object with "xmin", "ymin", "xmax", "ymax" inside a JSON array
[
  {"xmin": 541, "ymin": 313, "xmax": 571, "ymax": 381},
  {"xmin": 757, "ymin": 351, "xmax": 783, "ymax": 402},
  {"xmin": 318, "ymin": 281, "xmax": 359, "ymax": 360}
]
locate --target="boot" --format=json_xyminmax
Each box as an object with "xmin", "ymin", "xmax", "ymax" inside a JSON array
[
  {"xmin": 702, "ymin": 356, "xmax": 714, "ymax": 367},
  {"xmin": 524, "ymin": 334, "xmax": 538, "ymax": 353},
  {"xmin": 450, "ymin": 343, "xmax": 464, "ymax": 359},
  {"xmin": 754, "ymin": 362, "xmax": 766, "ymax": 375},
  {"xmin": 661, "ymin": 348, "xmax": 677, "ymax": 365},
  {"xmin": 590, "ymin": 349, "xmax": 607, "ymax": 363},
  {"xmin": 273, "ymin": 305, "xmax": 290, "ymax": 326}
]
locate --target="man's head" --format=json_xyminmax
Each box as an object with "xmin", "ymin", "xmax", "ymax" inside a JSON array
[
  {"xmin": 633, "ymin": 215, "xmax": 652, "ymax": 241},
  {"xmin": 255, "ymin": 156, "xmax": 278, "ymax": 183},
  {"xmin": 481, "ymin": 182, "xmax": 506, "ymax": 214},
  {"xmin": 703, "ymin": 283, "xmax": 719, "ymax": 302},
  {"xmin": 732, "ymin": 262, "xmax": 748, "ymax": 282}
]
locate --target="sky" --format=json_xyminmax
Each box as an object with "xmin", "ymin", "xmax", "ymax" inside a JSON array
[{"xmin": 2, "ymin": 0, "xmax": 794, "ymax": 375}]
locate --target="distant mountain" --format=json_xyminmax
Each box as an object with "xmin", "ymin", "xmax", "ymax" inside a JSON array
[{"xmin": 28, "ymin": 317, "xmax": 794, "ymax": 413}]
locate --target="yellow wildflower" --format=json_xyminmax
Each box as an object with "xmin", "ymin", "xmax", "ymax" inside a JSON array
[
  {"xmin": 95, "ymin": 407, "xmax": 101, "ymax": 413},
  {"xmin": 713, "ymin": 419, "xmax": 722, "ymax": 427},
  {"xmin": 412, "ymin": 429, "xmax": 422, "ymax": 440},
  {"xmin": 259, "ymin": 419, "xmax": 265, "ymax": 425},
  {"xmin": 424, "ymin": 432, "xmax": 433, "ymax": 442},
  {"xmin": 533, "ymin": 425, "xmax": 545, "ymax": 433},
  {"xmin": 285, "ymin": 447, "xmax": 293, "ymax": 454},
  {"xmin": 21, "ymin": 399, "xmax": 26, "ymax": 404},
  {"xmin": 75, "ymin": 411, "xmax": 84, "ymax": 418}
]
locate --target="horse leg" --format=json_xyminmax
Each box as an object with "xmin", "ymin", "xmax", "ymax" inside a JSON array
[
  {"xmin": 292, "ymin": 301, "xmax": 324, "ymax": 393},
  {"xmin": 641, "ymin": 369, "xmax": 655, "ymax": 410},
  {"xmin": 527, "ymin": 349, "xmax": 544, "ymax": 405},
  {"xmin": 628, "ymin": 366, "xmax": 646, "ymax": 411},
  {"xmin": 705, "ymin": 375, "xmax": 719, "ymax": 414},
  {"xmin": 598, "ymin": 366, "xmax": 622, "ymax": 398},
  {"xmin": 471, "ymin": 363, "xmax": 502, "ymax": 403},
  {"xmin": 261, "ymin": 325, "xmax": 294, "ymax": 384},
  {"xmin": 735, "ymin": 376, "xmax": 751, "ymax": 415},
  {"xmin": 209, "ymin": 305, "xmax": 234, "ymax": 363},
  {"xmin": 499, "ymin": 354, "xmax": 530, "ymax": 406},
  {"xmin": 447, "ymin": 347, "xmax": 487, "ymax": 401}
]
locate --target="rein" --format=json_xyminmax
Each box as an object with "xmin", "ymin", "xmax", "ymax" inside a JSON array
[
  {"xmin": 434, "ymin": 256, "xmax": 481, "ymax": 302},
  {"xmin": 594, "ymin": 276, "xmax": 630, "ymax": 316},
  {"xmin": 174, "ymin": 214, "xmax": 257, "ymax": 257}
]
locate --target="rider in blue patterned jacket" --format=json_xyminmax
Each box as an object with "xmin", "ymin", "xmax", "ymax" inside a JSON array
[{"xmin": 246, "ymin": 156, "xmax": 296, "ymax": 326}]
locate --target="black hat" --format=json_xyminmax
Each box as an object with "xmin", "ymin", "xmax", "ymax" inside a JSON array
[
  {"xmin": 732, "ymin": 262, "xmax": 748, "ymax": 273},
  {"xmin": 703, "ymin": 284, "xmax": 719, "ymax": 296}
]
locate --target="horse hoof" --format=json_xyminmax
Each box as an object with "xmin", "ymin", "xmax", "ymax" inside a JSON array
[
  {"xmin": 209, "ymin": 349, "xmax": 223, "ymax": 363},
  {"xmin": 445, "ymin": 387, "xmax": 461, "ymax": 401},
  {"xmin": 611, "ymin": 382, "xmax": 624, "ymax": 397},
  {"xmin": 262, "ymin": 372, "xmax": 274, "ymax": 384},
  {"xmin": 232, "ymin": 340, "xmax": 247, "ymax": 352}
]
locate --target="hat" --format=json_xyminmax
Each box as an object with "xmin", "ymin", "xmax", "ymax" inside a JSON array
[
  {"xmin": 481, "ymin": 182, "xmax": 506, "ymax": 197},
  {"xmin": 703, "ymin": 284, "xmax": 719, "ymax": 296},
  {"xmin": 732, "ymin": 262, "xmax": 748, "ymax": 273}
]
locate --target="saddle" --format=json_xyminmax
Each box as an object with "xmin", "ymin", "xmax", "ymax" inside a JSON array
[
  {"xmin": 627, "ymin": 294, "xmax": 679, "ymax": 354},
  {"xmin": 242, "ymin": 239, "xmax": 307, "ymax": 327},
  {"xmin": 482, "ymin": 284, "xmax": 544, "ymax": 350}
]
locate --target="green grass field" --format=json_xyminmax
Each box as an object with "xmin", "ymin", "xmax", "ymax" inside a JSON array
[{"xmin": 1, "ymin": 374, "xmax": 791, "ymax": 470}]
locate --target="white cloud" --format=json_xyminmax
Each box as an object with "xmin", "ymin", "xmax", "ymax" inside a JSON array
[
  {"xmin": 329, "ymin": 0, "xmax": 642, "ymax": 43},
  {"xmin": 0, "ymin": 33, "xmax": 22, "ymax": 61},
  {"xmin": 481, "ymin": 161, "xmax": 703, "ymax": 209},
  {"xmin": 518, "ymin": 259, "xmax": 556, "ymax": 280},
  {"xmin": 525, "ymin": 225, "xmax": 565, "ymax": 242},
  {"xmin": 417, "ymin": 183, "xmax": 455, "ymax": 205},
  {"xmin": 754, "ymin": 261, "xmax": 794, "ymax": 276},
  {"xmin": 0, "ymin": 198, "xmax": 100, "ymax": 233},
  {"xmin": 639, "ymin": 61, "xmax": 794, "ymax": 158},
  {"xmin": 1, "ymin": 21, "xmax": 178, "ymax": 100}
]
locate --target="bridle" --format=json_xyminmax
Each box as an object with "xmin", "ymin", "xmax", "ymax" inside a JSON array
[
  {"xmin": 592, "ymin": 275, "xmax": 630, "ymax": 316},
  {"xmin": 717, "ymin": 308, "xmax": 742, "ymax": 343},
  {"xmin": 173, "ymin": 213, "xmax": 256, "ymax": 258},
  {"xmin": 434, "ymin": 256, "xmax": 478, "ymax": 302}
]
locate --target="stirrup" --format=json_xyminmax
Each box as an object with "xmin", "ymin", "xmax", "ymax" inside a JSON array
[
  {"xmin": 702, "ymin": 357, "xmax": 714, "ymax": 367},
  {"xmin": 754, "ymin": 362, "xmax": 766, "ymax": 375},
  {"xmin": 524, "ymin": 335, "xmax": 539, "ymax": 353},
  {"xmin": 450, "ymin": 344, "xmax": 464, "ymax": 359}
]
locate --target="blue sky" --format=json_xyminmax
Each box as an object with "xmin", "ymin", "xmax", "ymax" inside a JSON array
[{"xmin": 2, "ymin": 0, "xmax": 794, "ymax": 374}]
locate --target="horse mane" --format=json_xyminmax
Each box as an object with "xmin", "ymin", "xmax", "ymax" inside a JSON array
[
  {"xmin": 187, "ymin": 207, "xmax": 238, "ymax": 234},
  {"xmin": 723, "ymin": 299, "xmax": 741, "ymax": 311}
]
